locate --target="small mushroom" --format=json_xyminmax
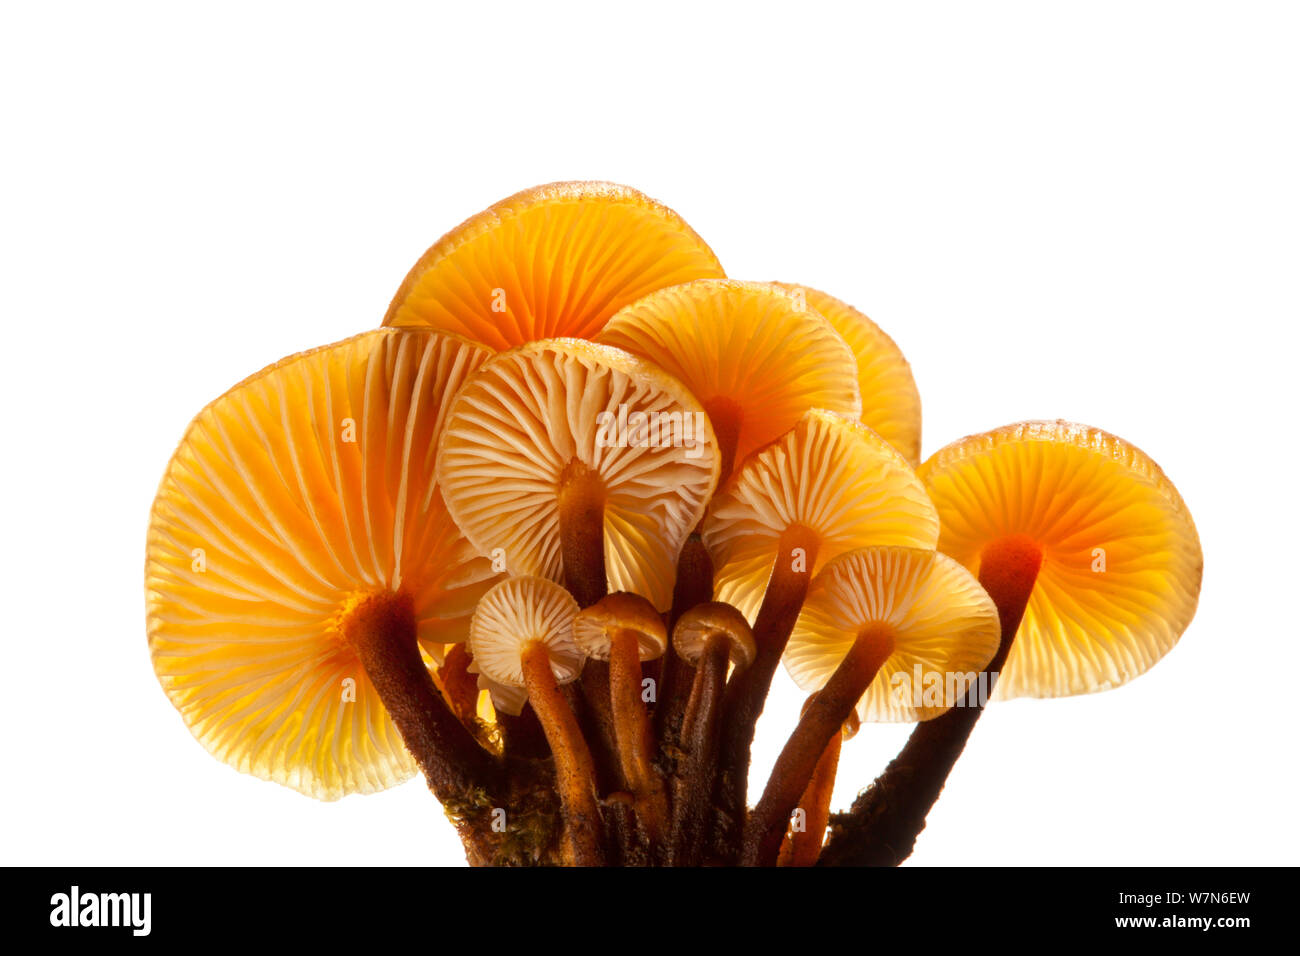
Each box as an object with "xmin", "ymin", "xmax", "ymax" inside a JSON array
[
  {"xmin": 668, "ymin": 601, "xmax": 756, "ymax": 866},
  {"xmin": 436, "ymin": 338, "xmax": 719, "ymax": 611},
  {"xmin": 769, "ymin": 282, "xmax": 922, "ymax": 465},
  {"xmin": 384, "ymin": 181, "xmax": 725, "ymax": 349},
  {"xmin": 742, "ymin": 546, "xmax": 1001, "ymax": 865},
  {"xmin": 468, "ymin": 575, "xmax": 602, "ymax": 865},
  {"xmin": 146, "ymin": 329, "xmax": 501, "ymax": 805},
  {"xmin": 701, "ymin": 408, "xmax": 939, "ymax": 824},
  {"xmin": 572, "ymin": 592, "xmax": 669, "ymax": 842},
  {"xmin": 820, "ymin": 420, "xmax": 1204, "ymax": 866},
  {"xmin": 597, "ymin": 279, "xmax": 861, "ymax": 485}
]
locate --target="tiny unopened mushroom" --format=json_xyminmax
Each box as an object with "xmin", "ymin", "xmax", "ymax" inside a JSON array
[
  {"xmin": 436, "ymin": 338, "xmax": 719, "ymax": 611},
  {"xmin": 146, "ymin": 329, "xmax": 501, "ymax": 809},
  {"xmin": 572, "ymin": 592, "xmax": 669, "ymax": 841},
  {"xmin": 820, "ymin": 420, "xmax": 1203, "ymax": 866},
  {"xmin": 597, "ymin": 279, "xmax": 861, "ymax": 485},
  {"xmin": 668, "ymin": 602, "xmax": 755, "ymax": 866},
  {"xmin": 742, "ymin": 546, "xmax": 1000, "ymax": 866},
  {"xmin": 770, "ymin": 282, "xmax": 922, "ymax": 465},
  {"xmin": 469, "ymin": 575, "xmax": 602, "ymax": 865},
  {"xmin": 384, "ymin": 181, "xmax": 725, "ymax": 349},
  {"xmin": 702, "ymin": 409, "xmax": 939, "ymax": 824}
]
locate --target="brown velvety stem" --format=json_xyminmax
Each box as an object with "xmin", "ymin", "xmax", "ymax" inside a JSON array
[
  {"xmin": 521, "ymin": 643, "xmax": 606, "ymax": 866},
  {"xmin": 742, "ymin": 626, "xmax": 893, "ymax": 866},
  {"xmin": 655, "ymin": 534, "xmax": 713, "ymax": 749},
  {"xmin": 817, "ymin": 535, "xmax": 1042, "ymax": 867},
  {"xmin": 577, "ymin": 661, "xmax": 620, "ymax": 788},
  {"xmin": 563, "ymin": 680, "xmax": 633, "ymax": 864},
  {"xmin": 344, "ymin": 592, "xmax": 501, "ymax": 805},
  {"xmin": 669, "ymin": 632, "xmax": 731, "ymax": 866},
  {"xmin": 609, "ymin": 628, "xmax": 667, "ymax": 844},
  {"xmin": 558, "ymin": 461, "xmax": 607, "ymax": 609},
  {"xmin": 716, "ymin": 528, "xmax": 819, "ymax": 848},
  {"xmin": 780, "ymin": 704, "xmax": 844, "ymax": 867}
]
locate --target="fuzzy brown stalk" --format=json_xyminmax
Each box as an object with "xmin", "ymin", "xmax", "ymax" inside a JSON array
[
  {"xmin": 669, "ymin": 632, "xmax": 731, "ymax": 866},
  {"xmin": 716, "ymin": 528, "xmax": 820, "ymax": 852},
  {"xmin": 521, "ymin": 643, "xmax": 606, "ymax": 866}
]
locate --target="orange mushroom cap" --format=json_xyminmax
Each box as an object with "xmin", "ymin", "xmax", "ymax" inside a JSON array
[
  {"xmin": 918, "ymin": 420, "xmax": 1203, "ymax": 700},
  {"xmin": 784, "ymin": 547, "xmax": 1002, "ymax": 723},
  {"xmin": 572, "ymin": 592, "xmax": 668, "ymax": 662},
  {"xmin": 703, "ymin": 409, "xmax": 940, "ymax": 623},
  {"xmin": 146, "ymin": 328, "xmax": 498, "ymax": 799},
  {"xmin": 596, "ymin": 279, "xmax": 861, "ymax": 479},
  {"xmin": 672, "ymin": 601, "xmax": 757, "ymax": 670},
  {"xmin": 769, "ymin": 282, "xmax": 922, "ymax": 465},
  {"xmin": 435, "ymin": 338, "xmax": 719, "ymax": 611},
  {"xmin": 383, "ymin": 181, "xmax": 725, "ymax": 350}
]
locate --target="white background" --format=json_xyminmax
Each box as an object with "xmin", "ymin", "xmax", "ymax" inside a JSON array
[{"xmin": 2, "ymin": 1, "xmax": 1296, "ymax": 866}]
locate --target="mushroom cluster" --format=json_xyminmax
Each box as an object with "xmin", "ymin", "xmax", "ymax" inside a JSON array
[{"xmin": 146, "ymin": 181, "xmax": 1203, "ymax": 866}]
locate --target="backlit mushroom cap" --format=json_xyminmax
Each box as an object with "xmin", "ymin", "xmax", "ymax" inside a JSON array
[
  {"xmin": 918, "ymin": 421, "xmax": 1203, "ymax": 700},
  {"xmin": 146, "ymin": 329, "xmax": 499, "ymax": 799},
  {"xmin": 468, "ymin": 576, "xmax": 584, "ymax": 688},
  {"xmin": 770, "ymin": 283, "xmax": 922, "ymax": 465},
  {"xmin": 703, "ymin": 409, "xmax": 940, "ymax": 623},
  {"xmin": 572, "ymin": 592, "xmax": 668, "ymax": 661},
  {"xmin": 436, "ymin": 338, "xmax": 720, "ymax": 611},
  {"xmin": 672, "ymin": 602, "xmax": 757, "ymax": 670},
  {"xmin": 596, "ymin": 279, "xmax": 861, "ymax": 477},
  {"xmin": 784, "ymin": 547, "xmax": 1002, "ymax": 722},
  {"xmin": 384, "ymin": 182, "xmax": 725, "ymax": 350}
]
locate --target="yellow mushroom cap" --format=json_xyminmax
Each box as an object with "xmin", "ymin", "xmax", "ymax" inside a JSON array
[
  {"xmin": 436, "ymin": 338, "xmax": 720, "ymax": 611},
  {"xmin": 671, "ymin": 602, "xmax": 757, "ymax": 669},
  {"xmin": 145, "ymin": 329, "xmax": 499, "ymax": 800},
  {"xmin": 572, "ymin": 592, "xmax": 668, "ymax": 661},
  {"xmin": 596, "ymin": 279, "xmax": 861, "ymax": 475},
  {"xmin": 770, "ymin": 282, "xmax": 922, "ymax": 465},
  {"xmin": 383, "ymin": 181, "xmax": 725, "ymax": 350},
  {"xmin": 468, "ymin": 576, "xmax": 584, "ymax": 688},
  {"xmin": 784, "ymin": 547, "xmax": 1002, "ymax": 723},
  {"xmin": 703, "ymin": 409, "xmax": 940, "ymax": 623},
  {"xmin": 919, "ymin": 420, "xmax": 1203, "ymax": 700}
]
